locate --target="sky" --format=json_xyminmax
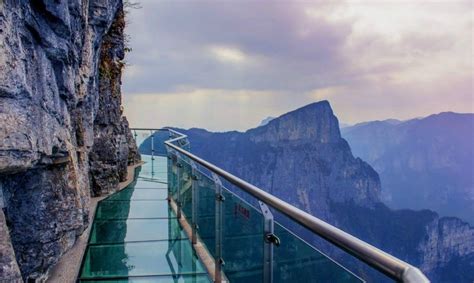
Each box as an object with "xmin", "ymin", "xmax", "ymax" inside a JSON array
[{"xmin": 122, "ymin": 0, "xmax": 473, "ymax": 132}]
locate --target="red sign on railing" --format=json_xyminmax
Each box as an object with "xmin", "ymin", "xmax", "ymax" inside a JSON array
[{"xmin": 234, "ymin": 203, "xmax": 250, "ymax": 220}]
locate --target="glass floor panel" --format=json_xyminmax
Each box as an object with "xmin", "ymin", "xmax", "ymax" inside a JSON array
[
  {"xmin": 90, "ymin": 218, "xmax": 187, "ymax": 244},
  {"xmin": 139, "ymin": 172, "xmax": 168, "ymax": 182},
  {"xmin": 96, "ymin": 200, "xmax": 173, "ymax": 220},
  {"xmin": 80, "ymin": 240, "xmax": 206, "ymax": 279},
  {"xmin": 79, "ymin": 274, "xmax": 211, "ymax": 282},
  {"xmin": 106, "ymin": 188, "xmax": 168, "ymax": 201},
  {"xmin": 135, "ymin": 180, "xmax": 168, "ymax": 189}
]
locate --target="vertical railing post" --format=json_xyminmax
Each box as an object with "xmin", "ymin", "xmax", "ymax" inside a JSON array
[
  {"xmin": 150, "ymin": 130, "xmax": 155, "ymax": 161},
  {"xmin": 185, "ymin": 138, "xmax": 190, "ymax": 151},
  {"xmin": 190, "ymin": 161, "xmax": 199, "ymax": 245},
  {"xmin": 133, "ymin": 130, "xmax": 139, "ymax": 156},
  {"xmin": 212, "ymin": 173, "xmax": 224, "ymax": 283},
  {"xmin": 166, "ymin": 148, "xmax": 175, "ymax": 200},
  {"xmin": 176, "ymin": 155, "xmax": 183, "ymax": 219},
  {"xmin": 167, "ymin": 130, "xmax": 173, "ymax": 198},
  {"xmin": 151, "ymin": 156, "xmax": 155, "ymax": 178},
  {"xmin": 259, "ymin": 201, "xmax": 278, "ymax": 283}
]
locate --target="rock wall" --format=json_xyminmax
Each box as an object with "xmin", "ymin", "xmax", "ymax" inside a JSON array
[
  {"xmin": 419, "ymin": 217, "xmax": 474, "ymax": 281},
  {"xmin": 89, "ymin": 6, "xmax": 139, "ymax": 196},
  {"xmin": 0, "ymin": 0, "xmax": 139, "ymax": 281},
  {"xmin": 0, "ymin": 210, "xmax": 21, "ymax": 282}
]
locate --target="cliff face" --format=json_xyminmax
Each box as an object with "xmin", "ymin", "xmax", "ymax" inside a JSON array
[
  {"xmin": 247, "ymin": 101, "xmax": 381, "ymax": 211},
  {"xmin": 89, "ymin": 6, "xmax": 140, "ymax": 196},
  {"xmin": 161, "ymin": 101, "xmax": 473, "ymax": 282},
  {"xmin": 165, "ymin": 101, "xmax": 381, "ymax": 217},
  {"xmin": 0, "ymin": 0, "xmax": 139, "ymax": 281}
]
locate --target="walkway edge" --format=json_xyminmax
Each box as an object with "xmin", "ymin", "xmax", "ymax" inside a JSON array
[{"xmin": 169, "ymin": 198, "xmax": 228, "ymax": 283}]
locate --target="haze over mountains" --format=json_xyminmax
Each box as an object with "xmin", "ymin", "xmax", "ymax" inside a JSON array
[
  {"xmin": 143, "ymin": 101, "xmax": 474, "ymax": 282},
  {"xmin": 342, "ymin": 112, "xmax": 474, "ymax": 224}
]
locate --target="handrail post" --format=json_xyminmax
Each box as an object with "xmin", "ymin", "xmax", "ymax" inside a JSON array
[
  {"xmin": 167, "ymin": 129, "xmax": 173, "ymax": 197},
  {"xmin": 166, "ymin": 130, "xmax": 172, "ymax": 198},
  {"xmin": 258, "ymin": 201, "xmax": 277, "ymax": 283},
  {"xmin": 166, "ymin": 147, "xmax": 175, "ymax": 200},
  {"xmin": 176, "ymin": 156, "xmax": 183, "ymax": 219},
  {"xmin": 151, "ymin": 154, "xmax": 155, "ymax": 178},
  {"xmin": 150, "ymin": 130, "xmax": 155, "ymax": 161},
  {"xmin": 212, "ymin": 173, "xmax": 224, "ymax": 283},
  {"xmin": 190, "ymin": 160, "xmax": 199, "ymax": 245}
]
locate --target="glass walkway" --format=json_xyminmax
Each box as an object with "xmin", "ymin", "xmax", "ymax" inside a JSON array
[
  {"xmin": 78, "ymin": 129, "xmax": 429, "ymax": 283},
  {"xmin": 78, "ymin": 155, "xmax": 211, "ymax": 282}
]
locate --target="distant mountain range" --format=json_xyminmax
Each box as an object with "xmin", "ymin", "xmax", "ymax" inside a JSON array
[
  {"xmin": 342, "ymin": 112, "xmax": 474, "ymax": 224},
  {"xmin": 141, "ymin": 101, "xmax": 474, "ymax": 282}
]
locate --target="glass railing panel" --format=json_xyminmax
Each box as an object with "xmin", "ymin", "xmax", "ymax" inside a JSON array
[
  {"xmin": 134, "ymin": 130, "xmax": 169, "ymax": 156},
  {"xmin": 221, "ymin": 187, "xmax": 264, "ymax": 282},
  {"xmin": 195, "ymin": 172, "xmax": 217, "ymax": 256},
  {"xmin": 132, "ymin": 129, "xmax": 152, "ymax": 151},
  {"xmin": 168, "ymin": 155, "xmax": 178, "ymax": 198},
  {"xmin": 179, "ymin": 158, "xmax": 194, "ymax": 219},
  {"xmin": 132, "ymin": 129, "xmax": 170, "ymax": 183},
  {"xmin": 273, "ymin": 222, "xmax": 363, "ymax": 282},
  {"xmin": 138, "ymin": 155, "xmax": 168, "ymax": 181}
]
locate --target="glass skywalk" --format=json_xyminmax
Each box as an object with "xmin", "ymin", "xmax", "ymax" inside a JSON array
[
  {"xmin": 79, "ymin": 129, "xmax": 428, "ymax": 282},
  {"xmin": 79, "ymin": 157, "xmax": 211, "ymax": 282}
]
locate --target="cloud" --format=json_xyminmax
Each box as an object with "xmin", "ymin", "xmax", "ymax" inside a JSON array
[
  {"xmin": 122, "ymin": 0, "xmax": 353, "ymax": 93},
  {"xmin": 123, "ymin": 0, "xmax": 473, "ymax": 129},
  {"xmin": 123, "ymin": 89, "xmax": 304, "ymax": 131},
  {"xmin": 209, "ymin": 46, "xmax": 248, "ymax": 64}
]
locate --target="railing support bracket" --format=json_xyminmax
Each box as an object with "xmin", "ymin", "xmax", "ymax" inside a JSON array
[
  {"xmin": 191, "ymin": 160, "xmax": 199, "ymax": 245},
  {"xmin": 212, "ymin": 173, "xmax": 224, "ymax": 283},
  {"xmin": 259, "ymin": 201, "xmax": 275, "ymax": 283}
]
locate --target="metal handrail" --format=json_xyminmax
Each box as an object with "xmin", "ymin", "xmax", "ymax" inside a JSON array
[
  {"xmin": 133, "ymin": 128, "xmax": 429, "ymax": 283},
  {"xmin": 131, "ymin": 127, "xmax": 169, "ymax": 131}
]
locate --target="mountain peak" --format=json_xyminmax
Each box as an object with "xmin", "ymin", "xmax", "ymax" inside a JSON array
[
  {"xmin": 423, "ymin": 111, "xmax": 474, "ymax": 122},
  {"xmin": 249, "ymin": 101, "xmax": 341, "ymax": 143},
  {"xmin": 258, "ymin": 116, "xmax": 275, "ymax": 127}
]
